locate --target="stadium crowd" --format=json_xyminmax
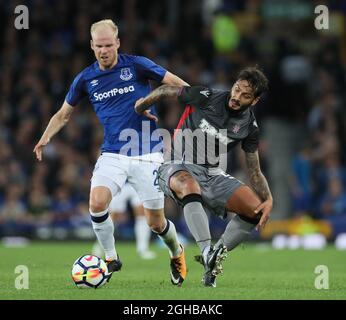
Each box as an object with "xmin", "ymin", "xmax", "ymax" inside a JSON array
[{"xmin": 0, "ymin": 0, "xmax": 345, "ymax": 240}]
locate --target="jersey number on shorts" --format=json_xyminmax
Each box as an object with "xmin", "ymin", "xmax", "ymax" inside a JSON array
[{"xmin": 153, "ymin": 169, "xmax": 161, "ymax": 191}]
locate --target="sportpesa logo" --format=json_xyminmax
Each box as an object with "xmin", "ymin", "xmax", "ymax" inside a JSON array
[{"xmin": 94, "ymin": 85, "xmax": 135, "ymax": 101}]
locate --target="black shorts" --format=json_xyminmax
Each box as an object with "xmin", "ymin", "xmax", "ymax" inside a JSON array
[{"xmin": 158, "ymin": 162, "xmax": 243, "ymax": 219}]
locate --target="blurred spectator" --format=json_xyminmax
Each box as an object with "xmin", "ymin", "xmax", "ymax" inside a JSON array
[
  {"xmin": 50, "ymin": 186, "xmax": 76, "ymax": 229},
  {"xmin": 317, "ymin": 176, "xmax": 346, "ymax": 237},
  {"xmin": 319, "ymin": 177, "xmax": 346, "ymax": 217},
  {"xmin": 0, "ymin": 184, "xmax": 32, "ymax": 236},
  {"xmin": 290, "ymin": 144, "xmax": 314, "ymax": 217},
  {"xmin": 27, "ymin": 186, "xmax": 52, "ymax": 224}
]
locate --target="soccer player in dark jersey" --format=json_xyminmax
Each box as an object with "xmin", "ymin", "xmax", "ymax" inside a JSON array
[
  {"xmin": 134, "ymin": 67, "xmax": 273, "ymax": 287},
  {"xmin": 33, "ymin": 19, "xmax": 188, "ymax": 286}
]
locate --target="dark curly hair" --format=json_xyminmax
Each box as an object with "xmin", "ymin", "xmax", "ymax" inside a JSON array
[{"xmin": 237, "ymin": 67, "xmax": 269, "ymax": 98}]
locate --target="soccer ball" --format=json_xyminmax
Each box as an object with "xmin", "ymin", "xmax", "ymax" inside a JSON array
[{"xmin": 71, "ymin": 255, "xmax": 109, "ymax": 289}]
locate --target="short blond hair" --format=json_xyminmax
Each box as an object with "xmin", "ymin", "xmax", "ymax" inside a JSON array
[{"xmin": 90, "ymin": 19, "xmax": 118, "ymax": 38}]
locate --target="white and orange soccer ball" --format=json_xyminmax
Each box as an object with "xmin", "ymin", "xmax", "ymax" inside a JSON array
[{"xmin": 71, "ymin": 255, "xmax": 109, "ymax": 289}]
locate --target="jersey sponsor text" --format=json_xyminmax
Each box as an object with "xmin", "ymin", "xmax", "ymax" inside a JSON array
[{"xmin": 94, "ymin": 85, "xmax": 135, "ymax": 101}]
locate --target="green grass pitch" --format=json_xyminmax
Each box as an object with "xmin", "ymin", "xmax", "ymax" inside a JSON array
[{"xmin": 0, "ymin": 241, "xmax": 345, "ymax": 300}]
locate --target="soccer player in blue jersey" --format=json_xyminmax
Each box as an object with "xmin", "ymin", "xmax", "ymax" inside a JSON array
[{"xmin": 33, "ymin": 19, "xmax": 188, "ymax": 286}]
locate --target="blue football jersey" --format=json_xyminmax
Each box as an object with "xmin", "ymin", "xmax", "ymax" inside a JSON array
[{"xmin": 65, "ymin": 54, "xmax": 167, "ymax": 156}]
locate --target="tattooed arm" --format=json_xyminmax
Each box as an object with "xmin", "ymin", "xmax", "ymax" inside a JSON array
[
  {"xmin": 245, "ymin": 151, "xmax": 272, "ymax": 201},
  {"xmin": 134, "ymin": 85, "xmax": 182, "ymax": 120},
  {"xmin": 245, "ymin": 150, "xmax": 273, "ymax": 229}
]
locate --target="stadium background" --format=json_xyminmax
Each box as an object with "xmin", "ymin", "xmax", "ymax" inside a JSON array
[{"xmin": 0, "ymin": 0, "xmax": 345, "ymax": 250}]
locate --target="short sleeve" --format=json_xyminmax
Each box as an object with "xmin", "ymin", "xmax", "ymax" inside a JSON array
[
  {"xmin": 177, "ymin": 86, "xmax": 211, "ymax": 106},
  {"xmin": 65, "ymin": 72, "xmax": 87, "ymax": 106},
  {"xmin": 133, "ymin": 56, "xmax": 167, "ymax": 82},
  {"xmin": 241, "ymin": 126, "xmax": 259, "ymax": 153}
]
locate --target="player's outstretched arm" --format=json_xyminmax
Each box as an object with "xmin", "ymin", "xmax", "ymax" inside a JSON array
[
  {"xmin": 245, "ymin": 151, "xmax": 273, "ymax": 230},
  {"xmin": 134, "ymin": 85, "xmax": 182, "ymax": 120},
  {"xmin": 33, "ymin": 101, "xmax": 74, "ymax": 161},
  {"xmin": 162, "ymin": 71, "xmax": 190, "ymax": 87}
]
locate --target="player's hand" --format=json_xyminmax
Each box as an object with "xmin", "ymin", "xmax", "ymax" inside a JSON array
[
  {"xmin": 135, "ymin": 98, "xmax": 158, "ymax": 122},
  {"xmin": 142, "ymin": 110, "xmax": 158, "ymax": 122},
  {"xmin": 134, "ymin": 97, "xmax": 145, "ymax": 114},
  {"xmin": 33, "ymin": 138, "xmax": 50, "ymax": 161},
  {"xmin": 254, "ymin": 198, "xmax": 273, "ymax": 231}
]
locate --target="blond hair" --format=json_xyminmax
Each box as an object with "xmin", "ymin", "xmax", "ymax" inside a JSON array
[{"xmin": 90, "ymin": 19, "xmax": 118, "ymax": 38}]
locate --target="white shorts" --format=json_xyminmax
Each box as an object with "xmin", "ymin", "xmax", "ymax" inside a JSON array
[
  {"xmin": 91, "ymin": 152, "xmax": 164, "ymax": 209},
  {"xmin": 108, "ymin": 183, "xmax": 141, "ymax": 213}
]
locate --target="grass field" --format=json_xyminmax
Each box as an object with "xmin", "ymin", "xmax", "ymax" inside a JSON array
[{"xmin": 0, "ymin": 241, "xmax": 345, "ymax": 300}]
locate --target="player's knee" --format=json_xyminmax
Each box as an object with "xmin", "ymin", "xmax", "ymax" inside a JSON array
[
  {"xmin": 150, "ymin": 218, "xmax": 171, "ymax": 234},
  {"xmin": 238, "ymin": 203, "xmax": 259, "ymax": 219},
  {"xmin": 226, "ymin": 185, "xmax": 262, "ymax": 219},
  {"xmin": 89, "ymin": 196, "xmax": 110, "ymax": 213},
  {"xmin": 148, "ymin": 220, "xmax": 164, "ymax": 233},
  {"xmin": 247, "ymin": 209, "xmax": 261, "ymax": 220},
  {"xmin": 89, "ymin": 201, "xmax": 108, "ymax": 213},
  {"xmin": 89, "ymin": 187, "xmax": 112, "ymax": 213},
  {"xmin": 144, "ymin": 208, "xmax": 166, "ymax": 233},
  {"xmin": 242, "ymin": 199, "xmax": 264, "ymax": 221},
  {"xmin": 169, "ymin": 171, "xmax": 200, "ymax": 199}
]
